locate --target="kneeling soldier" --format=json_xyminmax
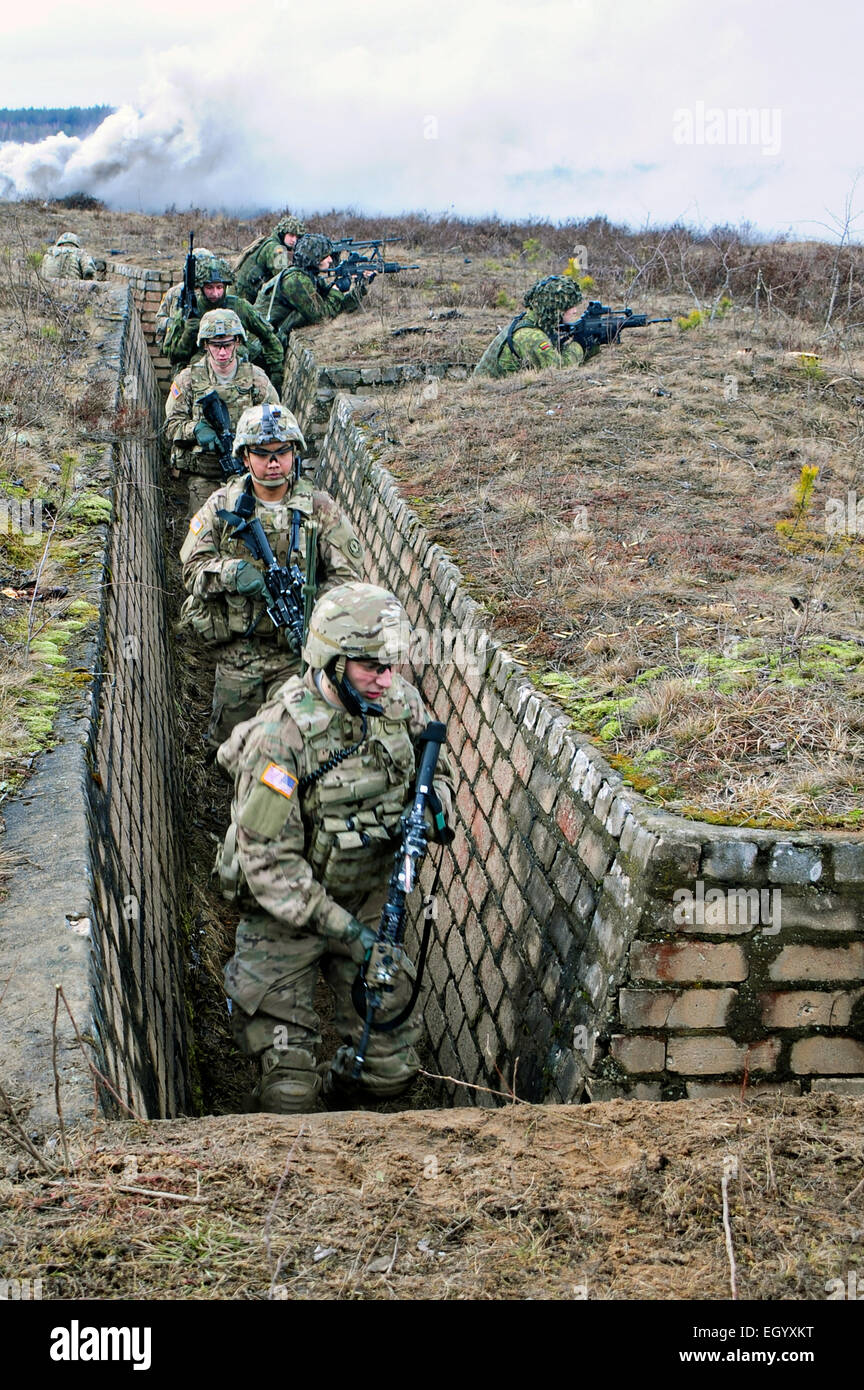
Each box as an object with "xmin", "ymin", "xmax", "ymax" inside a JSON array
[
  {"xmin": 218, "ymin": 582, "xmax": 455, "ymax": 1113},
  {"xmin": 180, "ymin": 403, "xmax": 363, "ymax": 749}
]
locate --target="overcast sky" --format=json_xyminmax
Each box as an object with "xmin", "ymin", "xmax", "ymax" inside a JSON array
[{"xmin": 1, "ymin": 0, "xmax": 862, "ymax": 239}]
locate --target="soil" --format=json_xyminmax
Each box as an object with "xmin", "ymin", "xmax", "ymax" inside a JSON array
[{"xmin": 1, "ymin": 1092, "xmax": 862, "ymax": 1301}]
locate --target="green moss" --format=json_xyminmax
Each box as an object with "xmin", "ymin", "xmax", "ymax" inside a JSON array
[{"xmin": 69, "ymin": 492, "xmax": 112, "ymax": 525}]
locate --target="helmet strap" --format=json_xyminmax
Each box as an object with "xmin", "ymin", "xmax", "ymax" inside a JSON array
[{"xmin": 326, "ymin": 657, "xmax": 384, "ymax": 719}]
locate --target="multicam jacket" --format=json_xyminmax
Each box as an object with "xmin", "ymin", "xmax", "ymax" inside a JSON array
[
  {"xmin": 163, "ymin": 292, "xmax": 284, "ymax": 377},
  {"xmin": 473, "ymin": 308, "xmax": 586, "ymax": 378},
  {"xmin": 163, "ymin": 357, "xmax": 279, "ymax": 479},
  {"xmin": 179, "ymin": 473, "xmax": 364, "ymax": 650},
  {"xmin": 254, "ymin": 268, "xmax": 368, "ymax": 345},
  {"xmin": 40, "ymin": 243, "xmax": 96, "ymax": 281},
  {"xmin": 217, "ymin": 671, "xmax": 455, "ymax": 942}
]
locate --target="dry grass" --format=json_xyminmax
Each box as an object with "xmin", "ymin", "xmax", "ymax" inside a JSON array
[{"xmin": 0, "ymin": 1093, "xmax": 862, "ymax": 1300}]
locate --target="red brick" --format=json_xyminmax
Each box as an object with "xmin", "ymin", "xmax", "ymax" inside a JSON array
[
  {"xmin": 477, "ymin": 723, "xmax": 497, "ymax": 770},
  {"xmin": 610, "ymin": 1034, "xmax": 665, "ymax": 1074},
  {"xmin": 760, "ymin": 988, "xmax": 863, "ymax": 1029},
  {"xmin": 486, "ymin": 845, "xmax": 507, "ymax": 894},
  {"xmin": 455, "ymin": 782, "xmax": 474, "ymax": 824},
  {"xmin": 465, "ymin": 861, "xmax": 490, "ymax": 912},
  {"xmin": 502, "ymin": 879, "xmax": 527, "ymax": 931},
  {"xmin": 491, "ymin": 755, "xmax": 515, "ymax": 800},
  {"xmin": 475, "ymin": 770, "xmax": 495, "ymax": 816},
  {"xmin": 462, "ymin": 695, "xmax": 480, "ymax": 741},
  {"xmin": 667, "ymin": 1036, "xmax": 780, "ymax": 1075},
  {"xmin": 470, "ymin": 806, "xmax": 493, "ymax": 858},
  {"xmin": 790, "ymin": 1037, "xmax": 864, "ymax": 1074},
  {"xmin": 630, "ymin": 940, "xmax": 748, "ymax": 984},
  {"xmin": 510, "ymin": 731, "xmax": 534, "ymax": 784},
  {"xmin": 460, "ymin": 740, "xmax": 480, "ymax": 785},
  {"xmin": 768, "ymin": 944, "xmax": 864, "ymax": 983},
  {"xmin": 556, "ymin": 795, "xmax": 585, "ymax": 846},
  {"xmin": 490, "ymin": 797, "xmax": 512, "ymax": 851}
]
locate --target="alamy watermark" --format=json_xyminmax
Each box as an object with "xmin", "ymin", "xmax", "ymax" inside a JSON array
[
  {"xmin": 673, "ymin": 102, "xmax": 782, "ymax": 156},
  {"xmin": 673, "ymin": 882, "xmax": 781, "ymax": 935},
  {"xmin": 0, "ymin": 497, "xmax": 43, "ymax": 543},
  {"xmin": 0, "ymin": 1277, "xmax": 43, "ymax": 1299},
  {"xmin": 825, "ymin": 1270, "xmax": 864, "ymax": 1300},
  {"xmin": 825, "ymin": 492, "xmax": 864, "ymax": 536}
]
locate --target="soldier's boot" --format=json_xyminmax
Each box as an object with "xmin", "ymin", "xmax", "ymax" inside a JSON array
[
  {"xmin": 255, "ymin": 1045, "xmax": 322, "ymax": 1114},
  {"xmin": 327, "ymin": 1041, "xmax": 420, "ymax": 1102}
]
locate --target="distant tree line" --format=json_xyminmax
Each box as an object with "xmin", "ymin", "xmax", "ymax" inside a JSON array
[{"xmin": 0, "ymin": 107, "xmax": 113, "ymax": 143}]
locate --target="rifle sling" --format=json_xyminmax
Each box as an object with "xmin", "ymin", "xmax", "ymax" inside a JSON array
[{"xmin": 351, "ymin": 848, "xmax": 444, "ymax": 1034}]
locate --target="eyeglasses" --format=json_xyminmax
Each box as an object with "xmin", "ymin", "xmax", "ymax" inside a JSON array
[{"xmin": 247, "ymin": 445, "xmax": 294, "ymax": 460}]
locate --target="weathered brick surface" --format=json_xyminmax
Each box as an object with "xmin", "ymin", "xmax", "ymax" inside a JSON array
[
  {"xmin": 760, "ymin": 989, "xmax": 863, "ymax": 1029},
  {"xmin": 294, "ymin": 336, "xmax": 864, "ymax": 1107},
  {"xmin": 790, "ymin": 1037, "xmax": 864, "ymax": 1074},
  {"xmin": 667, "ymin": 1036, "xmax": 780, "ymax": 1075},
  {"xmin": 610, "ymin": 1034, "xmax": 665, "ymax": 1074},
  {"xmin": 630, "ymin": 941, "xmax": 748, "ymax": 983}
]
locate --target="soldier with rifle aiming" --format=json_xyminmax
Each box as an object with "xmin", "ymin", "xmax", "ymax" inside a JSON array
[
  {"xmin": 216, "ymin": 582, "xmax": 455, "ymax": 1113},
  {"xmin": 163, "ymin": 255, "xmax": 284, "ymax": 386},
  {"xmin": 473, "ymin": 276, "xmax": 591, "ymax": 378},
  {"xmin": 254, "ymin": 233, "xmax": 377, "ymax": 346},
  {"xmin": 164, "ymin": 309, "xmax": 280, "ymax": 517},
  {"xmin": 180, "ymin": 404, "xmax": 364, "ymax": 751}
]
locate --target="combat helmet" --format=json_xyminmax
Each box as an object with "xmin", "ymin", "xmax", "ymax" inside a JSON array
[
  {"xmin": 292, "ymin": 233, "xmax": 334, "ymax": 273},
  {"xmin": 524, "ymin": 276, "xmax": 583, "ymax": 339},
  {"xmin": 196, "ymin": 255, "xmax": 233, "ymax": 287},
  {"xmin": 56, "ymin": 232, "xmax": 81, "ymax": 247},
  {"xmin": 233, "ymin": 402, "xmax": 306, "ymax": 454},
  {"xmin": 303, "ymin": 583, "xmax": 410, "ymax": 715},
  {"xmin": 197, "ymin": 308, "xmax": 246, "ymax": 344},
  {"xmin": 274, "ymin": 214, "xmax": 307, "ymax": 241}
]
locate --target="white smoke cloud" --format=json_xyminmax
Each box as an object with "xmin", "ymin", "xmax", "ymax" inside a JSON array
[{"xmin": 0, "ymin": 0, "xmax": 862, "ymax": 236}]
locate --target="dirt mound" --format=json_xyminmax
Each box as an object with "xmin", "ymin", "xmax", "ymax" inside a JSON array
[{"xmin": 2, "ymin": 1092, "xmax": 862, "ymax": 1301}]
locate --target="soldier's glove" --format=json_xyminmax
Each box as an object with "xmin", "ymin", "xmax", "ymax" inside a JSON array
[
  {"xmin": 193, "ymin": 420, "xmax": 219, "ymax": 449},
  {"xmin": 346, "ymin": 919, "xmax": 378, "ymax": 966},
  {"xmin": 333, "ymin": 271, "xmax": 352, "ymax": 294},
  {"xmin": 423, "ymin": 789, "xmax": 455, "ymax": 845},
  {"xmin": 234, "ymin": 561, "xmax": 267, "ymax": 597}
]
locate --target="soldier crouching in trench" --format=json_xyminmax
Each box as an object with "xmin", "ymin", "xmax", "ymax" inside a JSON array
[{"xmin": 216, "ymin": 582, "xmax": 455, "ymax": 1113}]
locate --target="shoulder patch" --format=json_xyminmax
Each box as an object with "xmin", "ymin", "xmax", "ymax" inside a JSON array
[
  {"xmin": 260, "ymin": 762, "xmax": 298, "ymax": 799},
  {"xmin": 188, "ymin": 511, "xmax": 205, "ymax": 535},
  {"xmin": 170, "ymin": 381, "xmax": 181, "ymax": 397},
  {"xmin": 539, "ymin": 342, "xmax": 551, "ymax": 351}
]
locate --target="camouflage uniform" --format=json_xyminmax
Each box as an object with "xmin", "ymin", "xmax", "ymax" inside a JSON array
[
  {"xmin": 474, "ymin": 276, "xmax": 587, "ymax": 378},
  {"xmin": 254, "ymin": 234, "xmax": 369, "ymax": 347},
  {"xmin": 217, "ymin": 583, "xmax": 455, "ymax": 1113},
  {"xmin": 40, "ymin": 232, "xmax": 96, "ymax": 281},
  {"xmin": 180, "ymin": 472, "xmax": 363, "ymax": 749},
  {"xmin": 153, "ymin": 247, "xmax": 214, "ymax": 351},
  {"xmin": 164, "ymin": 286, "xmax": 284, "ymax": 381},
  {"xmin": 233, "ymin": 215, "xmax": 307, "ymax": 304},
  {"xmin": 163, "ymin": 319, "xmax": 280, "ymax": 517}
]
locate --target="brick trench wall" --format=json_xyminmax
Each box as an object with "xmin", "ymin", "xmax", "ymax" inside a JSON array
[
  {"xmin": 107, "ymin": 263, "xmax": 174, "ymax": 396},
  {"xmin": 84, "ymin": 280, "xmax": 189, "ymax": 1117},
  {"xmin": 308, "ymin": 379, "xmax": 864, "ymax": 1105}
]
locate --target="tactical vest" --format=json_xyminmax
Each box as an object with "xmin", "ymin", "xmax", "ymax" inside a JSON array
[
  {"xmin": 221, "ymin": 677, "xmax": 416, "ymax": 903},
  {"xmin": 42, "ymin": 247, "xmax": 80, "ymax": 280},
  {"xmin": 180, "ymin": 476, "xmax": 319, "ymax": 646},
  {"xmin": 183, "ymin": 359, "xmax": 260, "ymax": 478}
]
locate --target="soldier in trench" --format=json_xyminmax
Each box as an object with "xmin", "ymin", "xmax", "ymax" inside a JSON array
[
  {"xmin": 216, "ymin": 581, "xmax": 455, "ymax": 1113},
  {"xmin": 163, "ymin": 308, "xmax": 280, "ymax": 518},
  {"xmin": 179, "ymin": 402, "xmax": 364, "ymax": 751}
]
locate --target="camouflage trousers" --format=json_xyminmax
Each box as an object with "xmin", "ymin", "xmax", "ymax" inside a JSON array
[
  {"xmin": 208, "ymin": 641, "xmax": 300, "ymax": 749},
  {"xmin": 225, "ymin": 888, "xmax": 421, "ymax": 1113}
]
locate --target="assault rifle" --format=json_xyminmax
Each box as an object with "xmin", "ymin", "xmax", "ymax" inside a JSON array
[
  {"xmin": 330, "ymin": 236, "xmax": 404, "ymax": 256},
  {"xmin": 197, "ymin": 391, "xmax": 244, "ymax": 480},
  {"xmin": 560, "ymin": 300, "xmax": 672, "ymax": 353},
  {"xmin": 321, "ymin": 250, "xmax": 420, "ymax": 293},
  {"xmin": 180, "ymin": 232, "xmax": 197, "ymax": 319},
  {"xmin": 351, "ymin": 720, "xmax": 451, "ymax": 1080},
  {"xmin": 215, "ymin": 487, "xmax": 309, "ymax": 653}
]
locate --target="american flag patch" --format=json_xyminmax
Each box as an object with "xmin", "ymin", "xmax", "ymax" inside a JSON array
[
  {"xmin": 170, "ymin": 382, "xmax": 181, "ymax": 397},
  {"xmin": 260, "ymin": 762, "xmax": 298, "ymax": 799},
  {"xmin": 188, "ymin": 512, "xmax": 205, "ymax": 534}
]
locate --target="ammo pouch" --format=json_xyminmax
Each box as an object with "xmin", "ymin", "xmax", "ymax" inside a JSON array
[
  {"xmin": 214, "ymin": 821, "xmax": 250, "ymax": 904},
  {"xmin": 307, "ymin": 766, "xmax": 405, "ymax": 896},
  {"xmin": 180, "ymin": 593, "xmax": 232, "ymax": 646}
]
